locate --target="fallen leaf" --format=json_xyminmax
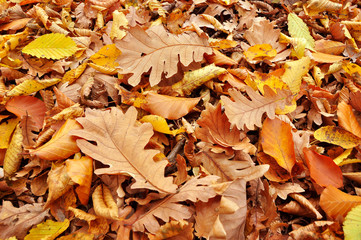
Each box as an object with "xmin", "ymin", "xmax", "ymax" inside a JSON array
[
  {"xmin": 337, "ymin": 101, "xmax": 361, "ymax": 138},
  {"xmin": 244, "ymin": 44, "xmax": 277, "ymax": 61},
  {"xmin": 343, "ymin": 205, "xmax": 361, "ymax": 240},
  {"xmin": 92, "ymin": 184, "xmax": 119, "ymax": 220},
  {"xmin": 288, "ymin": 13, "xmax": 315, "ymax": 50},
  {"xmin": 25, "ymin": 219, "xmax": 69, "ymax": 240},
  {"xmin": 140, "ymin": 115, "xmax": 185, "ymax": 136},
  {"xmin": 281, "ymin": 56, "xmax": 310, "ymax": 94},
  {"xmin": 314, "ymin": 126, "xmax": 361, "ymax": 148},
  {"xmin": 0, "ymin": 118, "xmax": 20, "ymax": 148},
  {"xmin": 3, "ymin": 124, "xmax": 23, "ymax": 178}
]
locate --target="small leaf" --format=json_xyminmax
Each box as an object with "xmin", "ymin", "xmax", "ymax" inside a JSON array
[
  {"xmin": 314, "ymin": 126, "xmax": 361, "ymax": 148},
  {"xmin": 140, "ymin": 115, "xmax": 185, "ymax": 136},
  {"xmin": 92, "ymin": 184, "xmax": 119, "ymax": 220},
  {"xmin": 303, "ymin": 147, "xmax": 343, "ymax": 188},
  {"xmin": 0, "ymin": 118, "xmax": 20, "ymax": 148},
  {"xmin": 281, "ymin": 56, "xmax": 310, "ymax": 94},
  {"xmin": 3, "ymin": 124, "xmax": 23, "ymax": 178},
  {"xmin": 244, "ymin": 44, "xmax": 277, "ymax": 61},
  {"xmin": 25, "ymin": 219, "xmax": 69, "ymax": 240},
  {"xmin": 260, "ymin": 117, "xmax": 296, "ymax": 173},
  {"xmin": 22, "ymin": 33, "xmax": 78, "ymax": 60},
  {"xmin": 343, "ymin": 205, "xmax": 361, "ymax": 240}
]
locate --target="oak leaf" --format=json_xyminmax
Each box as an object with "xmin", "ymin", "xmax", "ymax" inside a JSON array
[
  {"xmin": 221, "ymin": 86, "xmax": 292, "ymax": 130},
  {"xmin": 0, "ymin": 201, "xmax": 49, "ymax": 240},
  {"xmin": 132, "ymin": 175, "xmax": 218, "ymax": 233},
  {"xmin": 72, "ymin": 107, "xmax": 177, "ymax": 193},
  {"xmin": 115, "ymin": 24, "xmax": 213, "ymax": 86},
  {"xmin": 260, "ymin": 117, "xmax": 296, "ymax": 173}
]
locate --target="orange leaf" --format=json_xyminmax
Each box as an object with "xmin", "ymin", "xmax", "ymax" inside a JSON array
[
  {"xmin": 260, "ymin": 117, "xmax": 296, "ymax": 173},
  {"xmin": 257, "ymin": 152, "xmax": 291, "ymax": 182},
  {"xmin": 5, "ymin": 96, "xmax": 47, "ymax": 128},
  {"xmin": 311, "ymin": 52, "xmax": 345, "ymax": 63},
  {"xmin": 337, "ymin": 101, "xmax": 361, "ymax": 139},
  {"xmin": 314, "ymin": 39, "xmax": 345, "ymax": 55},
  {"xmin": 320, "ymin": 185, "xmax": 361, "ymax": 219},
  {"xmin": 144, "ymin": 92, "xmax": 200, "ymax": 120},
  {"xmin": 30, "ymin": 119, "xmax": 81, "ymax": 160},
  {"xmin": 303, "ymin": 148, "xmax": 343, "ymax": 188},
  {"xmin": 66, "ymin": 156, "xmax": 93, "ymax": 205}
]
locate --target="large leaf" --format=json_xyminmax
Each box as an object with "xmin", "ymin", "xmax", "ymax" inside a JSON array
[
  {"xmin": 22, "ymin": 33, "xmax": 78, "ymax": 60},
  {"xmin": 5, "ymin": 96, "xmax": 47, "ymax": 128},
  {"xmin": 314, "ymin": 126, "xmax": 361, "ymax": 148},
  {"xmin": 30, "ymin": 119, "xmax": 81, "ymax": 160},
  {"xmin": 221, "ymin": 86, "xmax": 292, "ymax": 130},
  {"xmin": 115, "ymin": 24, "xmax": 213, "ymax": 86},
  {"xmin": 260, "ymin": 117, "xmax": 296, "ymax": 173},
  {"xmin": 303, "ymin": 147, "xmax": 343, "ymax": 188},
  {"xmin": 287, "ymin": 13, "xmax": 315, "ymax": 50},
  {"xmin": 320, "ymin": 185, "xmax": 361, "ymax": 219},
  {"xmin": 71, "ymin": 107, "xmax": 177, "ymax": 193}
]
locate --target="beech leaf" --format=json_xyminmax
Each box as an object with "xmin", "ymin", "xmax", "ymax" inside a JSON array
[
  {"xmin": 115, "ymin": 24, "xmax": 213, "ymax": 86},
  {"xmin": 337, "ymin": 101, "xmax": 361, "ymax": 139},
  {"xmin": 25, "ymin": 219, "xmax": 70, "ymax": 240},
  {"xmin": 288, "ymin": 13, "xmax": 315, "ymax": 50},
  {"xmin": 72, "ymin": 107, "xmax": 177, "ymax": 193},
  {"xmin": 3, "ymin": 124, "xmax": 23, "ymax": 178},
  {"xmin": 314, "ymin": 126, "xmax": 361, "ymax": 148},
  {"xmin": 343, "ymin": 205, "xmax": 361, "ymax": 240}
]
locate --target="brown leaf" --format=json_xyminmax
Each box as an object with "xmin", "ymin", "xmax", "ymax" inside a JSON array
[
  {"xmin": 72, "ymin": 107, "xmax": 177, "ymax": 193},
  {"xmin": 115, "ymin": 24, "xmax": 212, "ymax": 86},
  {"xmin": 221, "ymin": 86, "xmax": 292, "ymax": 130},
  {"xmin": 0, "ymin": 201, "xmax": 49, "ymax": 239},
  {"xmin": 144, "ymin": 92, "xmax": 200, "ymax": 120},
  {"xmin": 20, "ymin": 114, "xmax": 38, "ymax": 148},
  {"xmin": 196, "ymin": 102, "xmax": 256, "ymax": 153}
]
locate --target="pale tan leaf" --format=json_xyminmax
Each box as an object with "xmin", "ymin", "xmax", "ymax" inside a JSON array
[
  {"xmin": 115, "ymin": 25, "xmax": 212, "ymax": 86},
  {"xmin": 270, "ymin": 182, "xmax": 305, "ymax": 200},
  {"xmin": 221, "ymin": 86, "xmax": 292, "ymax": 130},
  {"xmin": 290, "ymin": 193, "xmax": 323, "ymax": 219},
  {"xmin": 72, "ymin": 107, "xmax": 177, "ymax": 193},
  {"xmin": 92, "ymin": 184, "xmax": 119, "ymax": 220}
]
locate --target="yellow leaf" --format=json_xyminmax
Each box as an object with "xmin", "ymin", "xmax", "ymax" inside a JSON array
[
  {"xmin": 343, "ymin": 205, "xmax": 361, "ymax": 240},
  {"xmin": 25, "ymin": 219, "xmax": 70, "ymax": 240},
  {"xmin": 342, "ymin": 62, "xmax": 361, "ymax": 76},
  {"xmin": 62, "ymin": 62, "xmax": 88, "ymax": 84},
  {"xmin": 22, "ymin": 33, "xmax": 78, "ymax": 60},
  {"xmin": 140, "ymin": 115, "xmax": 185, "ymax": 136},
  {"xmin": 110, "ymin": 10, "xmax": 128, "ymax": 40},
  {"xmin": 57, "ymin": 232, "xmax": 94, "ymax": 240},
  {"xmin": 253, "ymin": 71, "xmax": 289, "ymax": 94},
  {"xmin": 92, "ymin": 184, "xmax": 119, "ymax": 220},
  {"xmin": 172, "ymin": 64, "xmax": 227, "ymax": 96},
  {"xmin": 281, "ymin": 56, "xmax": 310, "ymax": 94},
  {"xmin": 3, "ymin": 124, "xmax": 23, "ymax": 178},
  {"xmin": 89, "ymin": 44, "xmax": 121, "ymax": 70},
  {"xmin": 209, "ymin": 38, "xmax": 238, "ymax": 50},
  {"xmin": 288, "ymin": 13, "xmax": 315, "ymax": 50},
  {"xmin": 305, "ymin": 0, "xmax": 342, "ymax": 16},
  {"xmin": 314, "ymin": 126, "xmax": 361, "ymax": 149},
  {"xmin": 333, "ymin": 148, "xmax": 352, "ymax": 165},
  {"xmin": 5, "ymin": 78, "xmax": 61, "ymax": 97},
  {"xmin": 0, "ymin": 118, "xmax": 19, "ymax": 148},
  {"xmin": 0, "ymin": 28, "xmax": 29, "ymax": 59},
  {"xmin": 244, "ymin": 44, "xmax": 277, "ymax": 61}
]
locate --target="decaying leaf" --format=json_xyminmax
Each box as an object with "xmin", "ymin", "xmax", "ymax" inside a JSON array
[{"xmin": 72, "ymin": 107, "xmax": 177, "ymax": 193}]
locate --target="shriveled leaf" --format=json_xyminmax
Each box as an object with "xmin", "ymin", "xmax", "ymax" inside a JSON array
[
  {"xmin": 288, "ymin": 13, "xmax": 315, "ymax": 50},
  {"xmin": 320, "ymin": 185, "xmax": 361, "ymax": 219},
  {"xmin": 303, "ymin": 148, "xmax": 343, "ymax": 188},
  {"xmin": 30, "ymin": 119, "xmax": 81, "ymax": 160},
  {"xmin": 115, "ymin": 24, "xmax": 212, "ymax": 86},
  {"xmin": 0, "ymin": 201, "xmax": 49, "ymax": 240},
  {"xmin": 132, "ymin": 175, "xmax": 218, "ymax": 233},
  {"xmin": 25, "ymin": 219, "xmax": 69, "ymax": 240},
  {"xmin": 45, "ymin": 163, "xmax": 74, "ymax": 208},
  {"xmin": 92, "ymin": 184, "xmax": 119, "ymax": 220},
  {"xmin": 0, "ymin": 118, "xmax": 19, "ymax": 148},
  {"xmin": 67, "ymin": 206, "xmax": 97, "ymax": 223},
  {"xmin": 305, "ymin": 0, "xmax": 342, "ymax": 16},
  {"xmin": 195, "ymin": 103, "xmax": 256, "ymax": 153},
  {"xmin": 5, "ymin": 96, "xmax": 47, "ymax": 128},
  {"xmin": 314, "ymin": 126, "xmax": 361, "ymax": 148},
  {"xmin": 66, "ymin": 156, "xmax": 93, "ymax": 205},
  {"xmin": 205, "ymin": 48, "xmax": 238, "ymax": 66},
  {"xmin": 149, "ymin": 220, "xmax": 193, "ymax": 240},
  {"xmin": 72, "ymin": 107, "xmax": 177, "ymax": 193},
  {"xmin": 337, "ymin": 101, "xmax": 361, "ymax": 139},
  {"xmin": 144, "ymin": 92, "xmax": 200, "ymax": 120},
  {"xmin": 343, "ymin": 205, "xmax": 361, "ymax": 240},
  {"xmin": 140, "ymin": 115, "xmax": 185, "ymax": 136},
  {"xmin": 260, "ymin": 117, "xmax": 296, "ymax": 173},
  {"xmin": 281, "ymin": 56, "xmax": 310, "ymax": 94},
  {"xmin": 221, "ymin": 86, "xmax": 292, "ymax": 130},
  {"xmin": 290, "ymin": 193, "xmax": 323, "ymax": 219},
  {"xmin": 3, "ymin": 124, "xmax": 23, "ymax": 178},
  {"xmin": 22, "ymin": 33, "xmax": 78, "ymax": 60},
  {"xmin": 171, "ymin": 64, "xmax": 227, "ymax": 96},
  {"xmin": 5, "ymin": 78, "xmax": 61, "ymax": 98},
  {"xmin": 62, "ymin": 62, "xmax": 87, "ymax": 84}
]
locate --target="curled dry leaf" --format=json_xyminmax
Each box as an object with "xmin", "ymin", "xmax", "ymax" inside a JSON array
[
  {"xmin": 30, "ymin": 119, "xmax": 81, "ymax": 160},
  {"xmin": 92, "ymin": 184, "xmax": 119, "ymax": 220},
  {"xmin": 115, "ymin": 24, "xmax": 213, "ymax": 86},
  {"xmin": 72, "ymin": 107, "xmax": 177, "ymax": 193},
  {"xmin": 144, "ymin": 92, "xmax": 200, "ymax": 120}
]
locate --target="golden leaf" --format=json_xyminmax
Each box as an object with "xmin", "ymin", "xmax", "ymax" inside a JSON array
[
  {"xmin": 62, "ymin": 62, "xmax": 87, "ymax": 84},
  {"xmin": 287, "ymin": 13, "xmax": 315, "ymax": 50},
  {"xmin": 110, "ymin": 10, "xmax": 128, "ymax": 40},
  {"xmin": 22, "ymin": 33, "xmax": 78, "ymax": 60},
  {"xmin": 46, "ymin": 103, "xmax": 84, "ymax": 126},
  {"xmin": 314, "ymin": 126, "xmax": 361, "ymax": 149},
  {"xmin": 0, "ymin": 118, "xmax": 19, "ymax": 148},
  {"xmin": 25, "ymin": 219, "xmax": 69, "ymax": 240},
  {"xmin": 337, "ymin": 101, "xmax": 361, "ymax": 139},
  {"xmin": 244, "ymin": 44, "xmax": 277, "ymax": 62},
  {"xmin": 89, "ymin": 44, "xmax": 121, "ymax": 74},
  {"xmin": 140, "ymin": 115, "xmax": 185, "ymax": 136},
  {"xmin": 3, "ymin": 124, "xmax": 23, "ymax": 178},
  {"xmin": 92, "ymin": 184, "xmax": 119, "ymax": 220},
  {"xmin": 281, "ymin": 56, "xmax": 310, "ymax": 94},
  {"xmin": 5, "ymin": 78, "xmax": 61, "ymax": 97}
]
